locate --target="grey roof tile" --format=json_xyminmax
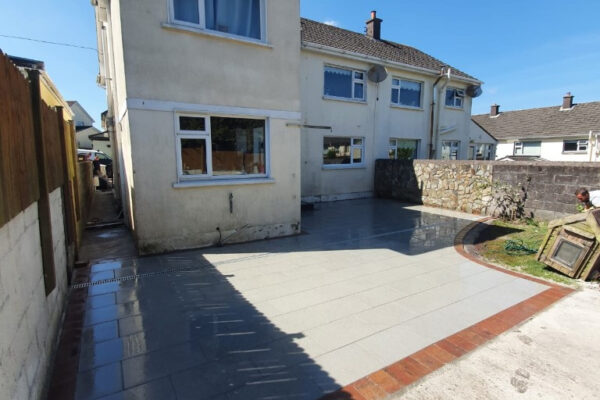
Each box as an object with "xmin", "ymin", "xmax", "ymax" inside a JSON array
[
  {"xmin": 300, "ymin": 18, "xmax": 478, "ymax": 81},
  {"xmin": 472, "ymin": 101, "xmax": 600, "ymax": 140}
]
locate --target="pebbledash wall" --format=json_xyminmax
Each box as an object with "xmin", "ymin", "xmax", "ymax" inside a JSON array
[
  {"xmin": 0, "ymin": 189, "xmax": 68, "ymax": 400},
  {"xmin": 375, "ymin": 160, "xmax": 600, "ymax": 220}
]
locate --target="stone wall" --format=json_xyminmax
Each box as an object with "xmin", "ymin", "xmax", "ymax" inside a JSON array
[
  {"xmin": 375, "ymin": 160, "xmax": 600, "ymax": 220},
  {"xmin": 0, "ymin": 189, "xmax": 68, "ymax": 400}
]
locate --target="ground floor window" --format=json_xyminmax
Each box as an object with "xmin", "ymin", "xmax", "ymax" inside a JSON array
[
  {"xmin": 323, "ymin": 136, "xmax": 364, "ymax": 167},
  {"xmin": 441, "ymin": 141, "xmax": 460, "ymax": 160},
  {"xmin": 389, "ymin": 138, "xmax": 419, "ymax": 160},
  {"xmin": 176, "ymin": 113, "xmax": 267, "ymax": 179},
  {"xmin": 514, "ymin": 141, "xmax": 541, "ymax": 156},
  {"xmin": 563, "ymin": 139, "xmax": 588, "ymax": 153},
  {"xmin": 468, "ymin": 143, "xmax": 494, "ymax": 160}
]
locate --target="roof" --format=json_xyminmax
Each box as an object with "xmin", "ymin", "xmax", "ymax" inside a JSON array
[
  {"xmin": 300, "ymin": 18, "xmax": 478, "ymax": 82},
  {"xmin": 472, "ymin": 101, "xmax": 600, "ymax": 140}
]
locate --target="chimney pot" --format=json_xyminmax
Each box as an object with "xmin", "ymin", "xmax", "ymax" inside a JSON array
[
  {"xmin": 490, "ymin": 104, "xmax": 500, "ymax": 117},
  {"xmin": 562, "ymin": 92, "xmax": 574, "ymax": 109},
  {"xmin": 366, "ymin": 10, "xmax": 382, "ymax": 40}
]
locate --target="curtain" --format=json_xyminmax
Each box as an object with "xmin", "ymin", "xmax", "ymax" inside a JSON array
[
  {"xmin": 205, "ymin": 0, "xmax": 261, "ymax": 39},
  {"xmin": 174, "ymin": 0, "xmax": 199, "ymax": 24}
]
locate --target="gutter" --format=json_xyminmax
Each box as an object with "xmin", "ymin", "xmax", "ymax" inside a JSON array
[
  {"xmin": 301, "ymin": 42, "xmax": 482, "ymax": 85},
  {"xmin": 428, "ymin": 68, "xmax": 451, "ymax": 158}
]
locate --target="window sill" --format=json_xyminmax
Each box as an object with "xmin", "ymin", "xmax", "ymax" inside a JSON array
[
  {"xmin": 444, "ymin": 106, "xmax": 464, "ymax": 111},
  {"xmin": 322, "ymin": 95, "xmax": 367, "ymax": 105},
  {"xmin": 173, "ymin": 177, "xmax": 275, "ymax": 188},
  {"xmin": 161, "ymin": 22, "xmax": 273, "ymax": 49},
  {"xmin": 390, "ymin": 104, "xmax": 424, "ymax": 111},
  {"xmin": 562, "ymin": 151, "xmax": 587, "ymax": 154},
  {"xmin": 322, "ymin": 164, "xmax": 366, "ymax": 170}
]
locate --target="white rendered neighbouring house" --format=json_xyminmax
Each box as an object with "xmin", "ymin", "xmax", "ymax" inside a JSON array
[
  {"xmin": 299, "ymin": 15, "xmax": 483, "ymax": 202},
  {"xmin": 472, "ymin": 93, "xmax": 600, "ymax": 162},
  {"xmin": 92, "ymin": 1, "xmax": 482, "ymax": 253}
]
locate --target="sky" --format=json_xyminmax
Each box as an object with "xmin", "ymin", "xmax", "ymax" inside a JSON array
[{"xmin": 1, "ymin": 0, "xmax": 598, "ymax": 128}]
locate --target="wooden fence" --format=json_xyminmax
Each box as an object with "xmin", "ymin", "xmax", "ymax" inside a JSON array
[{"xmin": 0, "ymin": 52, "xmax": 79, "ymax": 293}]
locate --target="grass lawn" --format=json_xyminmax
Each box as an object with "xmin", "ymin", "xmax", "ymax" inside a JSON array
[{"xmin": 478, "ymin": 219, "xmax": 578, "ymax": 286}]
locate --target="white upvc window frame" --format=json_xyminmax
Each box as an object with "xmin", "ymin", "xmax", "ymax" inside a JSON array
[
  {"xmin": 323, "ymin": 65, "xmax": 366, "ymax": 102},
  {"xmin": 322, "ymin": 136, "xmax": 365, "ymax": 169},
  {"xmin": 445, "ymin": 87, "xmax": 465, "ymax": 109},
  {"xmin": 513, "ymin": 141, "xmax": 541, "ymax": 156},
  {"xmin": 174, "ymin": 112, "xmax": 269, "ymax": 181},
  {"xmin": 390, "ymin": 78, "xmax": 423, "ymax": 109},
  {"xmin": 468, "ymin": 143, "xmax": 494, "ymax": 160},
  {"xmin": 441, "ymin": 140, "xmax": 460, "ymax": 160},
  {"xmin": 169, "ymin": 0, "xmax": 266, "ymax": 42},
  {"xmin": 563, "ymin": 139, "xmax": 588, "ymax": 153},
  {"xmin": 389, "ymin": 138, "xmax": 420, "ymax": 159}
]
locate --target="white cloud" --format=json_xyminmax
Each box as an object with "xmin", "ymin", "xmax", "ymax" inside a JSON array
[{"xmin": 323, "ymin": 20, "xmax": 340, "ymax": 27}]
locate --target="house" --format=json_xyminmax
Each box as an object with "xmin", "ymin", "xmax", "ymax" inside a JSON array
[
  {"xmin": 93, "ymin": 0, "xmax": 302, "ymax": 253},
  {"xmin": 472, "ymin": 93, "xmax": 600, "ymax": 162},
  {"xmin": 299, "ymin": 14, "xmax": 483, "ymax": 202},
  {"xmin": 67, "ymin": 100, "xmax": 102, "ymax": 150},
  {"xmin": 92, "ymin": 1, "xmax": 482, "ymax": 253}
]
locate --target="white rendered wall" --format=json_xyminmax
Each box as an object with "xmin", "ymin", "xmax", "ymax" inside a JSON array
[
  {"xmin": 300, "ymin": 50, "xmax": 474, "ymax": 200},
  {"xmin": 495, "ymin": 138, "xmax": 596, "ymax": 161},
  {"xmin": 0, "ymin": 189, "xmax": 68, "ymax": 400},
  {"xmin": 129, "ymin": 110, "xmax": 301, "ymax": 253}
]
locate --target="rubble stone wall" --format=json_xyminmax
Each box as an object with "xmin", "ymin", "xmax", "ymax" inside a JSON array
[{"xmin": 375, "ymin": 160, "xmax": 600, "ymax": 220}]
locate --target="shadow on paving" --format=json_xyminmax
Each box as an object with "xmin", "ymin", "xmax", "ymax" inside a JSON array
[
  {"xmin": 69, "ymin": 255, "xmax": 347, "ymax": 400},
  {"xmin": 201, "ymin": 198, "xmax": 476, "ymax": 258},
  {"xmin": 51, "ymin": 199, "xmax": 480, "ymax": 400}
]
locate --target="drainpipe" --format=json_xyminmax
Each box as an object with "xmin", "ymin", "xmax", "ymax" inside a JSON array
[
  {"xmin": 428, "ymin": 67, "xmax": 451, "ymax": 159},
  {"xmin": 589, "ymin": 130, "xmax": 593, "ymax": 162}
]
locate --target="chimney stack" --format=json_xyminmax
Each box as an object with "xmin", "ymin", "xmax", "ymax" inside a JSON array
[
  {"xmin": 366, "ymin": 10, "xmax": 382, "ymax": 40},
  {"xmin": 490, "ymin": 104, "xmax": 500, "ymax": 117},
  {"xmin": 562, "ymin": 92, "xmax": 574, "ymax": 109}
]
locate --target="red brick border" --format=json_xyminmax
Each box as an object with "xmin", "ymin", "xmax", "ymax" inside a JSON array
[{"xmin": 320, "ymin": 218, "xmax": 574, "ymax": 400}]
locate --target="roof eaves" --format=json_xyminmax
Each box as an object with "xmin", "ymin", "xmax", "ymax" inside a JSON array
[{"xmin": 301, "ymin": 41, "xmax": 482, "ymax": 85}]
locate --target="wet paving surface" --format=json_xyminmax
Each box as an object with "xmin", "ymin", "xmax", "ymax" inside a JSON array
[{"xmin": 68, "ymin": 199, "xmax": 549, "ymax": 399}]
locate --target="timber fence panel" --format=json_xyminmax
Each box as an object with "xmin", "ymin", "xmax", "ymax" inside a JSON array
[{"xmin": 0, "ymin": 53, "xmax": 39, "ymax": 227}]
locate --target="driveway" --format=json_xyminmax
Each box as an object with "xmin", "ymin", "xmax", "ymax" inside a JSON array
[{"xmin": 65, "ymin": 199, "xmax": 552, "ymax": 400}]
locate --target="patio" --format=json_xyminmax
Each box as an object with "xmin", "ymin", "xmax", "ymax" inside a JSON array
[{"xmin": 60, "ymin": 199, "xmax": 552, "ymax": 399}]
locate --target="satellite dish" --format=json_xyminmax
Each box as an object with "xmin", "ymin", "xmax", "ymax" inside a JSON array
[
  {"xmin": 367, "ymin": 65, "xmax": 387, "ymax": 83},
  {"xmin": 466, "ymin": 85, "xmax": 483, "ymax": 98}
]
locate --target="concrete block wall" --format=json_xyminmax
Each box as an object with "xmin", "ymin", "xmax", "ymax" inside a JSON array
[
  {"xmin": 375, "ymin": 160, "xmax": 600, "ymax": 220},
  {"xmin": 0, "ymin": 189, "xmax": 68, "ymax": 400}
]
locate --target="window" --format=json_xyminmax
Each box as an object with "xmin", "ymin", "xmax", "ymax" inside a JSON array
[
  {"xmin": 468, "ymin": 143, "xmax": 494, "ymax": 160},
  {"xmin": 389, "ymin": 139, "xmax": 419, "ymax": 160},
  {"xmin": 391, "ymin": 79, "xmax": 422, "ymax": 108},
  {"xmin": 323, "ymin": 137, "xmax": 364, "ymax": 166},
  {"xmin": 514, "ymin": 141, "xmax": 541, "ymax": 156},
  {"xmin": 324, "ymin": 66, "xmax": 365, "ymax": 101},
  {"xmin": 172, "ymin": 0, "xmax": 263, "ymax": 40},
  {"xmin": 441, "ymin": 141, "xmax": 460, "ymax": 160},
  {"xmin": 563, "ymin": 139, "xmax": 588, "ymax": 153},
  {"xmin": 176, "ymin": 114, "xmax": 267, "ymax": 179},
  {"xmin": 445, "ymin": 87, "xmax": 464, "ymax": 108}
]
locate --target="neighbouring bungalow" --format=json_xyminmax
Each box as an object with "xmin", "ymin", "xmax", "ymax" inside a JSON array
[{"xmin": 472, "ymin": 93, "xmax": 600, "ymax": 162}]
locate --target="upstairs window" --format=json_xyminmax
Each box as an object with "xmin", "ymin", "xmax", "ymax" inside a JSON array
[
  {"xmin": 172, "ymin": 0, "xmax": 263, "ymax": 40},
  {"xmin": 324, "ymin": 66, "xmax": 365, "ymax": 101},
  {"xmin": 445, "ymin": 87, "xmax": 464, "ymax": 108},
  {"xmin": 563, "ymin": 139, "xmax": 588, "ymax": 153},
  {"xmin": 391, "ymin": 79, "xmax": 422, "ymax": 108},
  {"xmin": 514, "ymin": 141, "xmax": 541, "ymax": 156}
]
